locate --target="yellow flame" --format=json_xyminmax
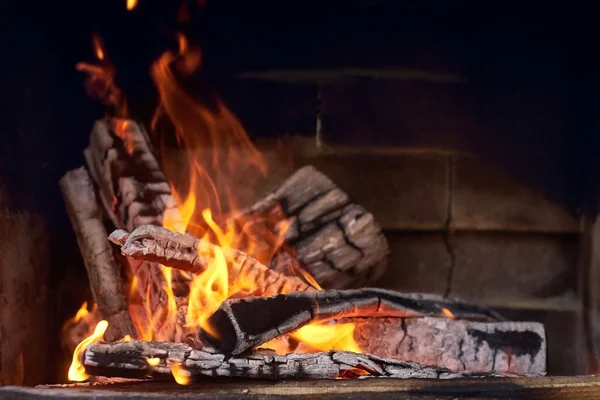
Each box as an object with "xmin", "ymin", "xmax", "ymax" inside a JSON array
[
  {"xmin": 146, "ymin": 357, "xmax": 161, "ymax": 367},
  {"xmin": 122, "ymin": 335, "xmax": 133, "ymax": 342},
  {"xmin": 126, "ymin": 0, "xmax": 138, "ymax": 11},
  {"xmin": 262, "ymin": 323, "xmax": 361, "ymax": 354},
  {"xmin": 68, "ymin": 320, "xmax": 109, "ymax": 382},
  {"xmin": 291, "ymin": 323, "xmax": 361, "ymax": 353},
  {"xmin": 172, "ymin": 362, "xmax": 191, "ymax": 385}
]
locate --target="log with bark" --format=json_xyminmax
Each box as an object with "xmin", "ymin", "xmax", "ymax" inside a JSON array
[
  {"xmin": 84, "ymin": 118, "xmax": 184, "ymax": 232},
  {"xmin": 109, "ymin": 225, "xmax": 315, "ymax": 297},
  {"xmin": 283, "ymin": 317, "xmax": 546, "ymax": 375},
  {"xmin": 59, "ymin": 167, "xmax": 136, "ymax": 343},
  {"xmin": 198, "ymin": 289, "xmax": 504, "ymax": 355},
  {"xmin": 83, "ymin": 118, "xmax": 190, "ymax": 341},
  {"xmin": 231, "ymin": 165, "xmax": 389, "ymax": 289},
  {"xmin": 83, "ymin": 341, "xmax": 505, "ymax": 380}
]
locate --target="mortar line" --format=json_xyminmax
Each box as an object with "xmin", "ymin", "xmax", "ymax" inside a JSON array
[{"xmin": 443, "ymin": 154, "xmax": 456, "ymax": 298}]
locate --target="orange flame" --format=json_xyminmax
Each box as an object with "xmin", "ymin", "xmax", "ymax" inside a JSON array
[
  {"xmin": 172, "ymin": 362, "xmax": 192, "ymax": 385},
  {"xmin": 441, "ymin": 308, "xmax": 455, "ymax": 319},
  {"xmin": 92, "ymin": 34, "xmax": 105, "ymax": 61},
  {"xmin": 68, "ymin": 320, "xmax": 109, "ymax": 382},
  {"xmin": 67, "ymin": 29, "xmax": 362, "ymax": 373}
]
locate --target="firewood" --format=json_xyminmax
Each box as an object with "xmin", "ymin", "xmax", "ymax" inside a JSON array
[
  {"xmin": 109, "ymin": 225, "xmax": 315, "ymax": 297},
  {"xmin": 232, "ymin": 165, "xmax": 389, "ymax": 289},
  {"xmin": 316, "ymin": 317, "xmax": 544, "ymax": 375},
  {"xmin": 85, "ymin": 119, "xmax": 184, "ymax": 232},
  {"xmin": 200, "ymin": 289, "xmax": 504, "ymax": 355},
  {"xmin": 84, "ymin": 118, "xmax": 190, "ymax": 340},
  {"xmin": 83, "ymin": 341, "xmax": 502, "ymax": 380},
  {"xmin": 59, "ymin": 167, "xmax": 136, "ymax": 341}
]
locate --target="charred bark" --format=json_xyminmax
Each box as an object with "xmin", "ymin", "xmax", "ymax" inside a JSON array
[
  {"xmin": 84, "ymin": 118, "xmax": 190, "ymax": 340},
  {"xmin": 109, "ymin": 225, "xmax": 315, "ymax": 297},
  {"xmin": 351, "ymin": 317, "xmax": 545, "ymax": 375},
  {"xmin": 59, "ymin": 167, "xmax": 136, "ymax": 342},
  {"xmin": 200, "ymin": 289, "xmax": 504, "ymax": 355},
  {"xmin": 83, "ymin": 341, "xmax": 500, "ymax": 380},
  {"xmin": 233, "ymin": 166, "xmax": 389, "ymax": 289}
]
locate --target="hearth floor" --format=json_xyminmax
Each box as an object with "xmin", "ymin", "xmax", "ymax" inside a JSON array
[{"xmin": 2, "ymin": 376, "xmax": 600, "ymax": 400}]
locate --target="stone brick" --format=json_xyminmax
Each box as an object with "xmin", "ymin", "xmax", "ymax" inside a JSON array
[
  {"xmin": 295, "ymin": 152, "xmax": 449, "ymax": 230},
  {"xmin": 449, "ymin": 232, "xmax": 579, "ymax": 303},
  {"xmin": 373, "ymin": 233, "xmax": 451, "ymax": 296},
  {"xmin": 453, "ymin": 156, "xmax": 580, "ymax": 233}
]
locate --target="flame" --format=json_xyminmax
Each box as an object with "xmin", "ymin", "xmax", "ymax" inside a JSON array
[
  {"xmin": 68, "ymin": 320, "xmax": 109, "ymax": 382},
  {"xmin": 65, "ymin": 29, "xmax": 362, "ymax": 375},
  {"xmin": 62, "ymin": 302, "xmax": 90, "ymax": 330},
  {"xmin": 171, "ymin": 362, "xmax": 191, "ymax": 385},
  {"xmin": 262, "ymin": 323, "xmax": 361, "ymax": 354},
  {"xmin": 122, "ymin": 335, "xmax": 133, "ymax": 342},
  {"xmin": 126, "ymin": 0, "xmax": 138, "ymax": 11},
  {"xmin": 92, "ymin": 34, "xmax": 105, "ymax": 61},
  {"xmin": 441, "ymin": 308, "xmax": 455, "ymax": 319},
  {"xmin": 146, "ymin": 357, "xmax": 161, "ymax": 367}
]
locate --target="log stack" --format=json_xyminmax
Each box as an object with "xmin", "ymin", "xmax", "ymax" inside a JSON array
[{"xmin": 60, "ymin": 118, "xmax": 548, "ymax": 382}]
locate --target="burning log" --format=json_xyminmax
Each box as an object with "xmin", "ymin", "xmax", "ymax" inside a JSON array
[
  {"xmin": 199, "ymin": 289, "xmax": 504, "ymax": 355},
  {"xmin": 109, "ymin": 225, "xmax": 315, "ymax": 296},
  {"xmin": 83, "ymin": 341, "xmax": 501, "ymax": 380},
  {"xmin": 234, "ymin": 165, "xmax": 389, "ymax": 289},
  {"xmin": 348, "ymin": 317, "xmax": 545, "ymax": 375},
  {"xmin": 59, "ymin": 167, "xmax": 136, "ymax": 342},
  {"xmin": 83, "ymin": 118, "xmax": 191, "ymax": 340}
]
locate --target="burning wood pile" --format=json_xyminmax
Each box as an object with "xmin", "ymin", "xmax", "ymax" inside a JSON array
[{"xmin": 59, "ymin": 27, "xmax": 547, "ymax": 384}]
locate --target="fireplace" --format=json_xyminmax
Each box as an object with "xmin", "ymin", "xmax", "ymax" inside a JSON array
[{"xmin": 1, "ymin": 1, "xmax": 599, "ymax": 398}]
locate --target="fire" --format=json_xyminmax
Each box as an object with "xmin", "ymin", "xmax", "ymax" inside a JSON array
[
  {"xmin": 126, "ymin": 0, "xmax": 138, "ymax": 11},
  {"xmin": 171, "ymin": 363, "xmax": 191, "ymax": 385},
  {"xmin": 441, "ymin": 307, "xmax": 456, "ymax": 319},
  {"xmin": 146, "ymin": 357, "xmax": 161, "ymax": 367},
  {"xmin": 65, "ymin": 28, "xmax": 364, "ymax": 383},
  {"xmin": 92, "ymin": 34, "xmax": 105, "ymax": 61},
  {"xmin": 68, "ymin": 320, "xmax": 109, "ymax": 382},
  {"xmin": 263, "ymin": 323, "xmax": 361, "ymax": 355}
]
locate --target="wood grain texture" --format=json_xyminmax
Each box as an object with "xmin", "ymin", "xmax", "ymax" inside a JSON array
[
  {"xmin": 59, "ymin": 167, "xmax": 136, "ymax": 343},
  {"xmin": 235, "ymin": 165, "xmax": 389, "ymax": 289},
  {"xmin": 8, "ymin": 376, "xmax": 600, "ymax": 400},
  {"xmin": 83, "ymin": 341, "xmax": 495, "ymax": 381},
  {"xmin": 109, "ymin": 225, "xmax": 315, "ymax": 297}
]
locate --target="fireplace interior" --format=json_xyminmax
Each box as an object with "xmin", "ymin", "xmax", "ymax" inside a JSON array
[{"xmin": 1, "ymin": 1, "xmax": 599, "ymax": 398}]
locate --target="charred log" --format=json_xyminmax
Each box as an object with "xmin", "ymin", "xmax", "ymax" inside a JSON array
[
  {"xmin": 83, "ymin": 341, "xmax": 501, "ymax": 380},
  {"xmin": 199, "ymin": 288, "xmax": 504, "ymax": 355},
  {"xmin": 109, "ymin": 225, "xmax": 315, "ymax": 297},
  {"xmin": 233, "ymin": 165, "xmax": 389, "ymax": 289},
  {"xmin": 84, "ymin": 118, "xmax": 189, "ymax": 339},
  {"xmin": 346, "ymin": 317, "xmax": 544, "ymax": 375},
  {"xmin": 84, "ymin": 119, "xmax": 184, "ymax": 232},
  {"xmin": 59, "ymin": 167, "xmax": 136, "ymax": 341}
]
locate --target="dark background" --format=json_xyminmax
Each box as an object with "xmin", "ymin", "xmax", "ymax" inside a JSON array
[{"xmin": 0, "ymin": 0, "xmax": 598, "ymax": 382}]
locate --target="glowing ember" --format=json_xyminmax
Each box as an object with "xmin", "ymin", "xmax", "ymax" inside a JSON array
[
  {"xmin": 171, "ymin": 363, "xmax": 191, "ymax": 385},
  {"xmin": 68, "ymin": 320, "xmax": 109, "ymax": 382}
]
